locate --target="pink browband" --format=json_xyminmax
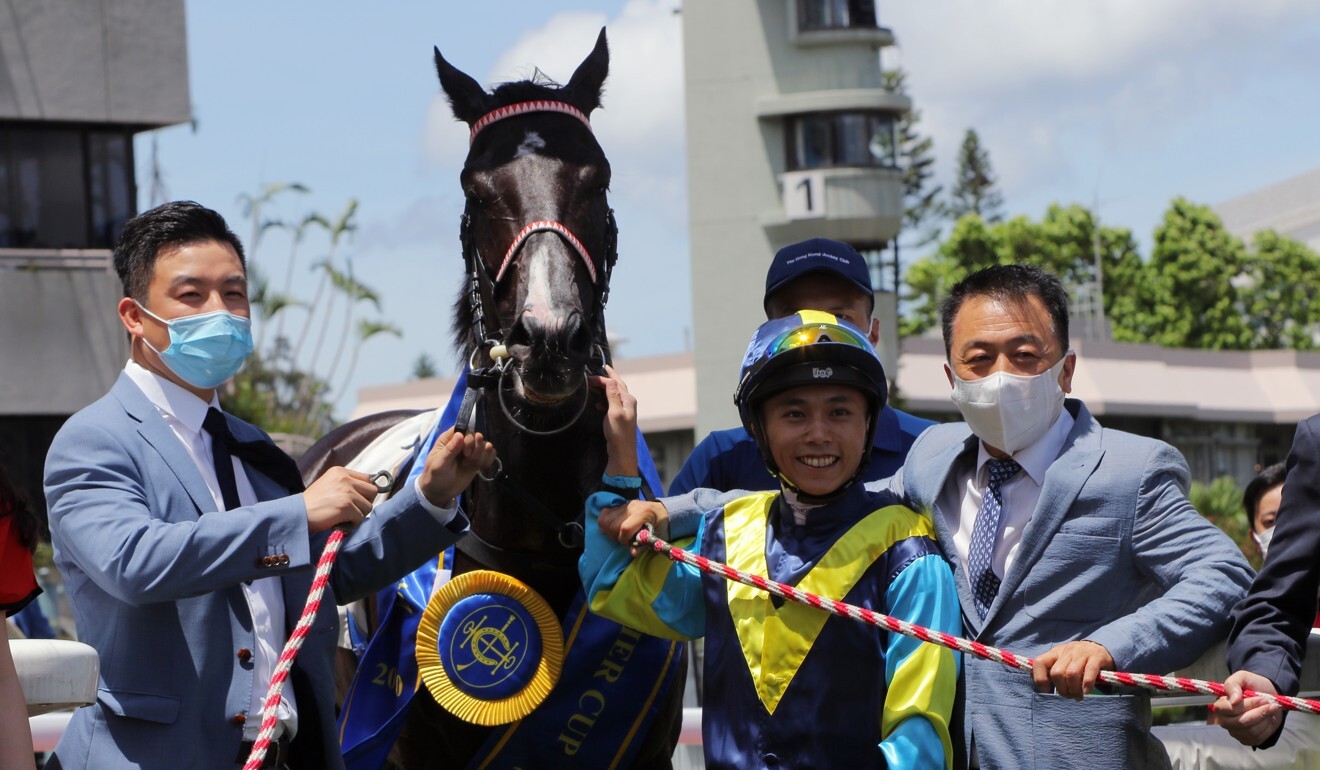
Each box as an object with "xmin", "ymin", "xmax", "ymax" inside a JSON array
[
  {"xmin": 496, "ymin": 220, "xmax": 596, "ymax": 285},
  {"xmin": 472, "ymin": 101, "xmax": 599, "ymax": 286},
  {"xmin": 469, "ymin": 100, "xmax": 592, "ymax": 146}
]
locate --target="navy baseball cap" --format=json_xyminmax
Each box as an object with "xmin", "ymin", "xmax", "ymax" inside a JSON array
[{"xmin": 763, "ymin": 238, "xmax": 873, "ymax": 313}]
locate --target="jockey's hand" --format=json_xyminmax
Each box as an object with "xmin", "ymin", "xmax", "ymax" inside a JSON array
[
  {"xmin": 599, "ymin": 500, "xmax": 669, "ymax": 557},
  {"xmin": 1213, "ymin": 670, "xmax": 1284, "ymax": 746},
  {"xmin": 589, "ymin": 364, "xmax": 639, "ymax": 478},
  {"xmin": 304, "ymin": 467, "xmax": 377, "ymax": 533},
  {"xmin": 1032, "ymin": 640, "xmax": 1113, "ymax": 700},
  {"xmin": 417, "ymin": 427, "xmax": 497, "ymax": 509}
]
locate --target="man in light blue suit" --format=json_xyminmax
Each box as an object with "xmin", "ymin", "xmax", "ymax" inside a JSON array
[
  {"xmin": 624, "ymin": 264, "xmax": 1253, "ymax": 768},
  {"xmin": 43, "ymin": 202, "xmax": 496, "ymax": 770},
  {"xmin": 888, "ymin": 264, "xmax": 1251, "ymax": 768}
]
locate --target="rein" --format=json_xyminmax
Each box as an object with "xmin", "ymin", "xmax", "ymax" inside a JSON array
[
  {"xmin": 632, "ymin": 527, "xmax": 1320, "ymax": 716},
  {"xmin": 242, "ymin": 471, "xmax": 395, "ymax": 770}
]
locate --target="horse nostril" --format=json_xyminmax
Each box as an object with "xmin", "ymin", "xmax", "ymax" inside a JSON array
[
  {"xmin": 562, "ymin": 314, "xmax": 593, "ymax": 364},
  {"xmin": 506, "ymin": 313, "xmax": 537, "ymax": 355}
]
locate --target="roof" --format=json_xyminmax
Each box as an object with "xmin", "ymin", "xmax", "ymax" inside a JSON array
[
  {"xmin": 353, "ymin": 339, "xmax": 1320, "ymax": 431},
  {"xmin": 898, "ymin": 337, "xmax": 1320, "ymax": 425}
]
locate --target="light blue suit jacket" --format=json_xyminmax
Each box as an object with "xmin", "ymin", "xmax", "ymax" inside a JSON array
[
  {"xmin": 44, "ymin": 373, "xmax": 467, "ymax": 770},
  {"xmin": 895, "ymin": 400, "xmax": 1252, "ymax": 769}
]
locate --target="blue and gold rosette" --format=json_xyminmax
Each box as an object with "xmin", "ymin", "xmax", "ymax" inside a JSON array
[{"xmin": 415, "ymin": 570, "xmax": 564, "ymax": 725}]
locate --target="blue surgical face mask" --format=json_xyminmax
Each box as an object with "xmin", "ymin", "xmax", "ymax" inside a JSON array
[{"xmin": 136, "ymin": 302, "xmax": 254, "ymax": 389}]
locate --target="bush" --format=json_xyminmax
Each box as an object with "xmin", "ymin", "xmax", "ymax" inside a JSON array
[{"xmin": 1189, "ymin": 476, "xmax": 1260, "ymax": 571}]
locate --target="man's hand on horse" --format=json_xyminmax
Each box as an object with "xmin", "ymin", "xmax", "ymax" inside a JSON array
[
  {"xmin": 1212, "ymin": 669, "xmax": 1284, "ymax": 746},
  {"xmin": 304, "ymin": 467, "xmax": 378, "ymax": 533},
  {"xmin": 418, "ymin": 427, "xmax": 498, "ymax": 509},
  {"xmin": 599, "ymin": 500, "xmax": 670, "ymax": 558},
  {"xmin": 589, "ymin": 364, "xmax": 639, "ymax": 478}
]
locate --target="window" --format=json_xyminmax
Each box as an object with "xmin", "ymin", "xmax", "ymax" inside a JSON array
[
  {"xmin": 0, "ymin": 124, "xmax": 135, "ymax": 249},
  {"xmin": 797, "ymin": 0, "xmax": 878, "ymax": 31},
  {"xmin": 786, "ymin": 111, "xmax": 898, "ymax": 171}
]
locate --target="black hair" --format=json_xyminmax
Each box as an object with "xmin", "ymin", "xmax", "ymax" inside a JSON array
[
  {"xmin": 1243, "ymin": 462, "xmax": 1288, "ymax": 530},
  {"xmin": 939, "ymin": 264, "xmax": 1071, "ymax": 359},
  {"xmin": 0, "ymin": 460, "xmax": 42, "ymax": 552},
  {"xmin": 113, "ymin": 201, "xmax": 246, "ymax": 302}
]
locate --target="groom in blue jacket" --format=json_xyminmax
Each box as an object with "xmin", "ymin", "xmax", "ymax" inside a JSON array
[{"xmin": 44, "ymin": 201, "xmax": 495, "ymax": 770}]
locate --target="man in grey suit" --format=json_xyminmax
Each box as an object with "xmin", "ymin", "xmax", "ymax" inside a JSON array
[
  {"xmin": 617, "ymin": 264, "xmax": 1252, "ymax": 768},
  {"xmin": 892, "ymin": 264, "xmax": 1251, "ymax": 768},
  {"xmin": 43, "ymin": 201, "xmax": 496, "ymax": 770}
]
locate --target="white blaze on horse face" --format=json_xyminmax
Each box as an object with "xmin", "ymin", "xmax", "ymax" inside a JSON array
[
  {"xmin": 516, "ymin": 131, "xmax": 547, "ymax": 158},
  {"xmin": 521, "ymin": 242, "xmax": 570, "ymax": 337}
]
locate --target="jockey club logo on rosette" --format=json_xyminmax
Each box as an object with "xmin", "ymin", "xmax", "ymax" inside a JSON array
[{"xmin": 416, "ymin": 570, "xmax": 564, "ymax": 725}]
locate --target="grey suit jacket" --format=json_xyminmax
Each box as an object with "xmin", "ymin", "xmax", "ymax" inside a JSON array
[
  {"xmin": 44, "ymin": 373, "xmax": 467, "ymax": 770},
  {"xmin": 896, "ymin": 400, "xmax": 1251, "ymax": 769}
]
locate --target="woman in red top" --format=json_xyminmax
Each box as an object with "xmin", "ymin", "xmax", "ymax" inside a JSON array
[{"xmin": 1, "ymin": 461, "xmax": 40, "ymax": 770}]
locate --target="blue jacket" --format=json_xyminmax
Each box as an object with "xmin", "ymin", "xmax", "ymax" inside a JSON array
[
  {"xmin": 44, "ymin": 373, "xmax": 470, "ymax": 770},
  {"xmin": 894, "ymin": 400, "xmax": 1252, "ymax": 769},
  {"xmin": 668, "ymin": 405, "xmax": 935, "ymax": 496}
]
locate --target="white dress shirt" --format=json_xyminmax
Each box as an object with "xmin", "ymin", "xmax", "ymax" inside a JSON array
[
  {"xmin": 939, "ymin": 408, "xmax": 1075, "ymax": 583},
  {"xmin": 123, "ymin": 361, "xmax": 297, "ymax": 740}
]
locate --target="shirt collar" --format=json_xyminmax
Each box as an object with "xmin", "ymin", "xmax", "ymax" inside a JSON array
[
  {"xmin": 123, "ymin": 359, "xmax": 220, "ymax": 437},
  {"xmin": 974, "ymin": 407, "xmax": 1075, "ymax": 486}
]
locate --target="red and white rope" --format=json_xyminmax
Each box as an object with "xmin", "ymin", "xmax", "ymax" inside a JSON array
[
  {"xmin": 495, "ymin": 220, "xmax": 596, "ymax": 285},
  {"xmin": 469, "ymin": 100, "xmax": 592, "ymax": 146},
  {"xmin": 242, "ymin": 528, "xmax": 347, "ymax": 770},
  {"xmin": 633, "ymin": 529, "xmax": 1320, "ymax": 716}
]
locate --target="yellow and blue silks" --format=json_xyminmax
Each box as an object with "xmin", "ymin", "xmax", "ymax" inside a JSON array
[{"xmin": 583, "ymin": 484, "xmax": 960, "ymax": 769}]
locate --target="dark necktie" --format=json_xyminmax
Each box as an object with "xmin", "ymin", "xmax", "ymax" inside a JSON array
[
  {"xmin": 967, "ymin": 458, "xmax": 1022, "ymax": 620},
  {"xmin": 202, "ymin": 408, "xmax": 305, "ymax": 512}
]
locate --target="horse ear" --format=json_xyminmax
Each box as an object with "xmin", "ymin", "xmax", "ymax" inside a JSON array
[
  {"xmin": 435, "ymin": 46, "xmax": 491, "ymax": 125},
  {"xmin": 563, "ymin": 27, "xmax": 609, "ymax": 115}
]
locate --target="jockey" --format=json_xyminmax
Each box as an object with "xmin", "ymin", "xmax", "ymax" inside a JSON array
[{"xmin": 581, "ymin": 311, "xmax": 961, "ymax": 769}]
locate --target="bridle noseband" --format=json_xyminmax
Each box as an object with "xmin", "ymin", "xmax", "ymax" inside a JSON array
[{"xmin": 460, "ymin": 100, "xmax": 618, "ymax": 370}]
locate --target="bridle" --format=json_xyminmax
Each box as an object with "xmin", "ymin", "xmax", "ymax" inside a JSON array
[
  {"xmin": 449, "ymin": 100, "xmax": 620, "ymax": 553},
  {"xmin": 459, "ymin": 100, "xmax": 618, "ymax": 381}
]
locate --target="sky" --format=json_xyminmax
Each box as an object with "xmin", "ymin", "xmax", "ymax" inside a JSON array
[{"xmin": 144, "ymin": 0, "xmax": 1320, "ymax": 418}]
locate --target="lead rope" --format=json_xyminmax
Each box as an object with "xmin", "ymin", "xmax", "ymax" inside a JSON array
[
  {"xmin": 242, "ymin": 470, "xmax": 394, "ymax": 770},
  {"xmin": 631, "ymin": 527, "xmax": 1320, "ymax": 716}
]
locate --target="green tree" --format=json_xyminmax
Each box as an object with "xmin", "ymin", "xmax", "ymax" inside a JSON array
[
  {"xmin": 412, "ymin": 353, "xmax": 439, "ymax": 380},
  {"xmin": 1240, "ymin": 230, "xmax": 1320, "ymax": 350},
  {"xmin": 1135, "ymin": 199, "xmax": 1251, "ymax": 350},
  {"xmin": 901, "ymin": 205, "xmax": 1146, "ymax": 339},
  {"xmin": 221, "ymin": 186, "xmax": 401, "ymax": 441},
  {"xmin": 947, "ymin": 128, "xmax": 1004, "ymax": 223},
  {"xmin": 883, "ymin": 69, "xmax": 943, "ymax": 248}
]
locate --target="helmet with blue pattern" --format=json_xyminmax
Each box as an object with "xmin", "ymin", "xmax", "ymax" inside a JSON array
[{"xmin": 734, "ymin": 310, "xmax": 888, "ymax": 499}]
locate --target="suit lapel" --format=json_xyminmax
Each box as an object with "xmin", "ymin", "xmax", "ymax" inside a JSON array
[
  {"xmin": 917, "ymin": 433, "xmax": 983, "ymax": 634},
  {"xmin": 986, "ymin": 401, "xmax": 1104, "ymax": 625},
  {"xmin": 111, "ymin": 373, "xmax": 219, "ymax": 516}
]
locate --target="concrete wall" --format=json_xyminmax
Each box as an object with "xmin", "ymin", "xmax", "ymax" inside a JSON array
[
  {"xmin": 0, "ymin": 0, "xmax": 190, "ymax": 127},
  {"xmin": 684, "ymin": 0, "xmax": 907, "ymax": 436},
  {"xmin": 0, "ymin": 269, "xmax": 127, "ymax": 414}
]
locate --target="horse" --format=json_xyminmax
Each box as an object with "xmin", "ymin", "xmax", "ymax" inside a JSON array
[{"xmin": 298, "ymin": 30, "xmax": 686, "ymax": 769}]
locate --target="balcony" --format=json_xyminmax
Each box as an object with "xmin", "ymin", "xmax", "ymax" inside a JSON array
[{"xmin": 790, "ymin": 0, "xmax": 894, "ymax": 47}]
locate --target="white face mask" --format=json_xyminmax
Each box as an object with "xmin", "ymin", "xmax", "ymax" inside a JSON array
[
  {"xmin": 948, "ymin": 354, "xmax": 1071, "ymax": 455},
  {"xmin": 1253, "ymin": 526, "xmax": 1275, "ymax": 558}
]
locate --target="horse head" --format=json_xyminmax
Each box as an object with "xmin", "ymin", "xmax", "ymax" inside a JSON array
[{"xmin": 437, "ymin": 30, "xmax": 614, "ymax": 419}]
